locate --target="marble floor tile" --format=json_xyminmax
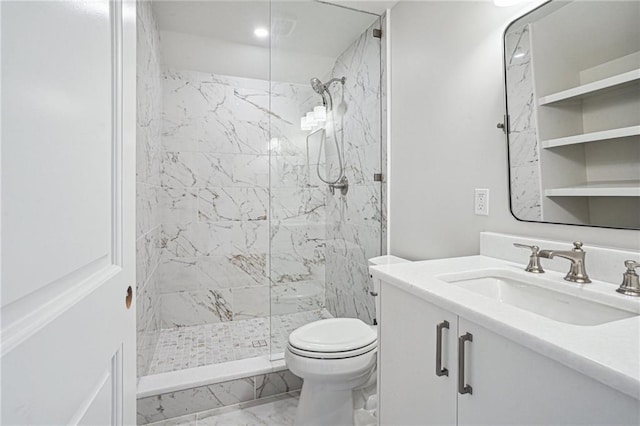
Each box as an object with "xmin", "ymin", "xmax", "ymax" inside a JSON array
[
  {"xmin": 197, "ymin": 394, "xmax": 298, "ymax": 426},
  {"xmin": 148, "ymin": 309, "xmax": 332, "ymax": 375}
]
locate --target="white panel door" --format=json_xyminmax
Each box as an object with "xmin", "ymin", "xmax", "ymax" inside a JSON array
[
  {"xmin": 1, "ymin": 0, "xmax": 137, "ymax": 424},
  {"xmin": 378, "ymin": 283, "xmax": 458, "ymax": 425}
]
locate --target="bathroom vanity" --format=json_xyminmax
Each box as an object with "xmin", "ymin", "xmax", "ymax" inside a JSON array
[{"xmin": 372, "ymin": 233, "xmax": 640, "ymax": 425}]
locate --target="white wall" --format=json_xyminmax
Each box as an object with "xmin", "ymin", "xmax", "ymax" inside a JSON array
[
  {"xmin": 160, "ymin": 30, "xmax": 335, "ymax": 84},
  {"xmin": 389, "ymin": 1, "xmax": 640, "ymax": 260}
]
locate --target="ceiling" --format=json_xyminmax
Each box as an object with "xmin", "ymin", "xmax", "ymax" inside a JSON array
[
  {"xmin": 153, "ymin": 1, "xmax": 394, "ymax": 60},
  {"xmin": 323, "ymin": 1, "xmax": 397, "ymax": 16}
]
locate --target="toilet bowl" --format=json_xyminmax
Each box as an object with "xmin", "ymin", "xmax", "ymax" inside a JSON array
[
  {"xmin": 285, "ymin": 318, "xmax": 377, "ymax": 426},
  {"xmin": 285, "ymin": 255, "xmax": 410, "ymax": 426}
]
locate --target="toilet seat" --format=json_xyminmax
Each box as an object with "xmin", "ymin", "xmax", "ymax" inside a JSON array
[
  {"xmin": 287, "ymin": 340, "xmax": 377, "ymax": 359},
  {"xmin": 287, "ymin": 318, "xmax": 377, "ymax": 359}
]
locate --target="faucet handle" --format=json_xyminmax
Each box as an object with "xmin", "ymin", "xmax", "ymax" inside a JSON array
[
  {"xmin": 624, "ymin": 260, "xmax": 639, "ymax": 272},
  {"xmin": 513, "ymin": 243, "xmax": 545, "ymax": 273},
  {"xmin": 514, "ymin": 243, "xmax": 539, "ymax": 253},
  {"xmin": 617, "ymin": 260, "xmax": 640, "ymax": 297}
]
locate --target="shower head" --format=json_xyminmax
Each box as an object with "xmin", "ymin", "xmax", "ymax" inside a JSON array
[
  {"xmin": 310, "ymin": 76, "xmax": 346, "ymax": 108},
  {"xmin": 310, "ymin": 76, "xmax": 346, "ymax": 94},
  {"xmin": 310, "ymin": 77, "xmax": 325, "ymax": 94}
]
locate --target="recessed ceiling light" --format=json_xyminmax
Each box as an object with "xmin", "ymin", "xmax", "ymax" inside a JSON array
[{"xmin": 254, "ymin": 27, "xmax": 269, "ymax": 38}]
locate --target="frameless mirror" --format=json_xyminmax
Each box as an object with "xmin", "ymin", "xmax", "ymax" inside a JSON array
[{"xmin": 503, "ymin": 0, "xmax": 640, "ymax": 229}]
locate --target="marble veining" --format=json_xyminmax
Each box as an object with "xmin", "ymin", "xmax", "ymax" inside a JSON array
[
  {"xmin": 137, "ymin": 1, "xmax": 163, "ymax": 378},
  {"xmin": 160, "ymin": 68, "xmax": 326, "ymax": 327},
  {"xmin": 137, "ymin": 378, "xmax": 255, "ymax": 424},
  {"xmin": 139, "ymin": 9, "xmax": 384, "ymax": 386},
  {"xmin": 323, "ymin": 22, "xmax": 384, "ymax": 325},
  {"xmin": 197, "ymin": 394, "xmax": 298, "ymax": 426},
  {"xmin": 505, "ymin": 23, "xmax": 543, "ymax": 221},
  {"xmin": 137, "ymin": 376, "xmax": 303, "ymax": 425}
]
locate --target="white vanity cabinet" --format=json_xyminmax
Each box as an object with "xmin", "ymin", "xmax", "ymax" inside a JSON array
[
  {"xmin": 379, "ymin": 283, "xmax": 640, "ymax": 426},
  {"xmin": 378, "ymin": 283, "xmax": 458, "ymax": 425}
]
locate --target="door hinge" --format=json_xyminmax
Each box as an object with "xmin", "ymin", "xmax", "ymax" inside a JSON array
[
  {"xmin": 373, "ymin": 28, "xmax": 382, "ymax": 39},
  {"xmin": 374, "ymin": 173, "xmax": 383, "ymax": 182}
]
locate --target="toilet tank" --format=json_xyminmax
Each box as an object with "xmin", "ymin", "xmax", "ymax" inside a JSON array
[{"xmin": 368, "ymin": 255, "xmax": 410, "ymax": 324}]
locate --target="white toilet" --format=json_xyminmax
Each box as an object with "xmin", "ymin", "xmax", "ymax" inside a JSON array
[{"xmin": 285, "ymin": 255, "xmax": 409, "ymax": 426}]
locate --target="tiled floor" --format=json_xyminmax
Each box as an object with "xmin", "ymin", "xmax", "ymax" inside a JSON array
[
  {"xmin": 149, "ymin": 310, "xmax": 333, "ymax": 375},
  {"xmin": 197, "ymin": 393, "xmax": 298, "ymax": 426},
  {"xmin": 146, "ymin": 393, "xmax": 299, "ymax": 426}
]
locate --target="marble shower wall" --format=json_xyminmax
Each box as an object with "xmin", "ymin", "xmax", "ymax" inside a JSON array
[
  {"xmin": 269, "ymin": 81, "xmax": 327, "ymax": 317},
  {"xmin": 324, "ymin": 21, "xmax": 384, "ymax": 324},
  {"xmin": 505, "ymin": 24, "xmax": 543, "ymax": 221},
  {"xmin": 157, "ymin": 70, "xmax": 324, "ymax": 328},
  {"xmin": 136, "ymin": 1, "xmax": 163, "ymax": 379}
]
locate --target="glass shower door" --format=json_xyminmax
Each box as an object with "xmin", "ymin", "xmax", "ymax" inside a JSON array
[{"xmin": 268, "ymin": 0, "xmax": 384, "ymax": 360}]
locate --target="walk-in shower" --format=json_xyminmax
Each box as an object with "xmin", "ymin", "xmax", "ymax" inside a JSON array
[{"xmin": 135, "ymin": 0, "xmax": 385, "ymax": 422}]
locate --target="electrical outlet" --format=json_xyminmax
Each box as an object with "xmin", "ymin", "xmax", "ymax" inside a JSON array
[{"xmin": 475, "ymin": 189, "xmax": 489, "ymax": 216}]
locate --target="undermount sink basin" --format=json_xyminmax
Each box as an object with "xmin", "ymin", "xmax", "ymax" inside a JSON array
[{"xmin": 439, "ymin": 271, "xmax": 637, "ymax": 326}]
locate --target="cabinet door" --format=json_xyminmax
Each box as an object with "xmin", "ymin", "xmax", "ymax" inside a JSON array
[
  {"xmin": 457, "ymin": 318, "xmax": 640, "ymax": 425},
  {"xmin": 379, "ymin": 284, "xmax": 458, "ymax": 425}
]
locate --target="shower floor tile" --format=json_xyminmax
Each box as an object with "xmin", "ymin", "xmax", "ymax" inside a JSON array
[{"xmin": 148, "ymin": 309, "xmax": 333, "ymax": 375}]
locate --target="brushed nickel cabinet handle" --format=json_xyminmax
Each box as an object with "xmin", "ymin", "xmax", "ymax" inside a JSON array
[
  {"xmin": 458, "ymin": 332, "xmax": 473, "ymax": 395},
  {"xmin": 435, "ymin": 320, "xmax": 449, "ymax": 377}
]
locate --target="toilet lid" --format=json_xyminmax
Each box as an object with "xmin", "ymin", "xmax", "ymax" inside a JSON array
[{"xmin": 288, "ymin": 318, "xmax": 377, "ymax": 353}]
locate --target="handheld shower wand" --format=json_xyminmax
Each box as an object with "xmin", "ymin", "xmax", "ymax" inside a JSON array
[{"xmin": 307, "ymin": 76, "xmax": 347, "ymax": 193}]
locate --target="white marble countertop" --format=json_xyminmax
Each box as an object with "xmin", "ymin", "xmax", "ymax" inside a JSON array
[{"xmin": 370, "ymin": 255, "xmax": 640, "ymax": 400}]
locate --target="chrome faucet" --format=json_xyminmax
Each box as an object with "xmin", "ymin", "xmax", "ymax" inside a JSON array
[
  {"xmin": 513, "ymin": 243, "xmax": 545, "ymax": 273},
  {"xmin": 539, "ymin": 242, "xmax": 591, "ymax": 284},
  {"xmin": 616, "ymin": 260, "xmax": 640, "ymax": 297}
]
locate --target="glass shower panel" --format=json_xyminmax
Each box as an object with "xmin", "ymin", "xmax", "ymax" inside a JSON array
[
  {"xmin": 269, "ymin": 1, "xmax": 384, "ymax": 359},
  {"xmin": 141, "ymin": 1, "xmax": 273, "ymax": 376}
]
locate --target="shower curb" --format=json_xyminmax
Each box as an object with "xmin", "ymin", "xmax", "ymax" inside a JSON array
[{"xmin": 137, "ymin": 360, "xmax": 301, "ymax": 425}]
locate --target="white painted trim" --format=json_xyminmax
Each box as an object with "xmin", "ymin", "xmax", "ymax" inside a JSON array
[
  {"xmin": 120, "ymin": 0, "xmax": 138, "ymax": 422},
  {"xmin": 69, "ymin": 370, "xmax": 111, "ymax": 425},
  {"xmin": 111, "ymin": 0, "xmax": 124, "ymax": 268},
  {"xmin": 0, "ymin": 261, "xmax": 121, "ymax": 356},
  {"xmin": 112, "ymin": 346, "xmax": 124, "ymax": 426},
  {"xmin": 385, "ymin": 7, "xmax": 392, "ymax": 255},
  {"xmin": 0, "ymin": 1, "xmax": 4, "ymax": 316}
]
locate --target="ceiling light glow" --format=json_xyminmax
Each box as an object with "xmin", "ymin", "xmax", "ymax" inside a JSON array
[{"xmin": 254, "ymin": 27, "xmax": 269, "ymax": 38}]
